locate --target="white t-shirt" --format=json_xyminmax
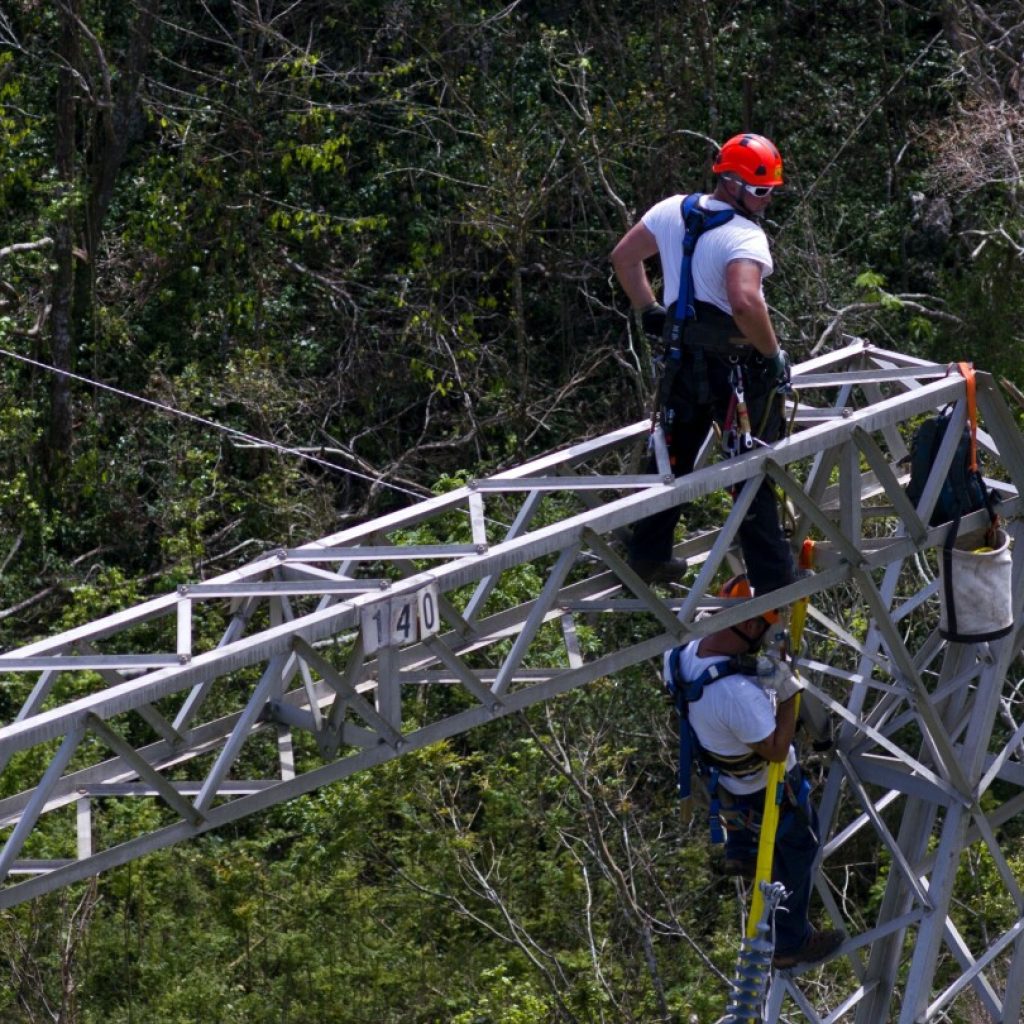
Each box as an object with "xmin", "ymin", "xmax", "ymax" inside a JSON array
[
  {"xmin": 665, "ymin": 641, "xmax": 796, "ymax": 794},
  {"xmin": 641, "ymin": 194, "xmax": 773, "ymax": 314}
]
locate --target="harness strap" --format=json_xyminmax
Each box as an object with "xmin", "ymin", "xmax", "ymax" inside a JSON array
[
  {"xmin": 700, "ymin": 745, "xmax": 768, "ymax": 778},
  {"xmin": 956, "ymin": 361, "xmax": 978, "ymax": 472},
  {"xmin": 666, "ymin": 649, "xmax": 768, "ymax": 818},
  {"xmin": 950, "ymin": 361, "xmax": 1000, "ymax": 545},
  {"xmin": 675, "ymin": 195, "xmax": 735, "ymax": 326},
  {"xmin": 657, "ymin": 195, "xmax": 735, "ymax": 411}
]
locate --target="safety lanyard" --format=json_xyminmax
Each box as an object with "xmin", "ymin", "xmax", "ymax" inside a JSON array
[
  {"xmin": 951, "ymin": 360, "xmax": 1000, "ymax": 545},
  {"xmin": 722, "ymin": 363, "xmax": 754, "ymax": 460}
]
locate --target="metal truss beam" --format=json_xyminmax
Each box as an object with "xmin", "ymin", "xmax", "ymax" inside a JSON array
[{"xmin": 2, "ymin": 342, "xmax": 1024, "ymax": 1022}]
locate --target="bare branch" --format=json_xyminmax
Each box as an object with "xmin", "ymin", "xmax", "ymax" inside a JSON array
[
  {"xmin": 0, "ymin": 546, "xmax": 115, "ymax": 622},
  {"xmin": 0, "ymin": 7, "xmax": 22, "ymax": 51},
  {"xmin": 0, "ymin": 532, "xmax": 24, "ymax": 577},
  {"xmin": 812, "ymin": 296, "xmax": 964, "ymax": 356},
  {"xmin": 0, "ymin": 238, "xmax": 54, "ymax": 261}
]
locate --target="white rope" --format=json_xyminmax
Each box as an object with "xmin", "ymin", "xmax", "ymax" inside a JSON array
[{"xmin": 0, "ymin": 345, "xmax": 428, "ymax": 501}]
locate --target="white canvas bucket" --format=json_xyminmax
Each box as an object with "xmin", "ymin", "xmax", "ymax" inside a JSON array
[{"xmin": 939, "ymin": 526, "xmax": 1014, "ymax": 642}]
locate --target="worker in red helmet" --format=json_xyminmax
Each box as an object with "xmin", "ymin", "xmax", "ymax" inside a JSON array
[
  {"xmin": 664, "ymin": 574, "xmax": 843, "ymax": 969},
  {"xmin": 610, "ymin": 132, "xmax": 794, "ymax": 593}
]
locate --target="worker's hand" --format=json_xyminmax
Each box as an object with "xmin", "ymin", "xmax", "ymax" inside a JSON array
[
  {"xmin": 757, "ymin": 655, "xmax": 804, "ymax": 702},
  {"xmin": 637, "ymin": 302, "xmax": 666, "ymax": 343},
  {"xmin": 774, "ymin": 662, "xmax": 804, "ymax": 702},
  {"xmin": 767, "ymin": 348, "xmax": 791, "ymax": 389}
]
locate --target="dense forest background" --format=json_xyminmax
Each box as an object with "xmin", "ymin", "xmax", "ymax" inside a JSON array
[{"xmin": 1, "ymin": 1, "xmax": 1023, "ymax": 1022}]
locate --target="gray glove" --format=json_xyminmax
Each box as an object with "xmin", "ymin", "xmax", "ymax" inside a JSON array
[
  {"xmin": 638, "ymin": 302, "xmax": 666, "ymax": 343},
  {"xmin": 767, "ymin": 348, "xmax": 791, "ymax": 389},
  {"xmin": 757, "ymin": 655, "xmax": 804, "ymax": 702}
]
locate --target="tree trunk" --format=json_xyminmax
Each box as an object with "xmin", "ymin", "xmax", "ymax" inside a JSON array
[
  {"xmin": 46, "ymin": 0, "xmax": 79, "ymax": 491},
  {"xmin": 45, "ymin": 2, "xmax": 158, "ymax": 502}
]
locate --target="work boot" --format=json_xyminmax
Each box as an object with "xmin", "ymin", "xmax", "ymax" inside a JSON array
[
  {"xmin": 722, "ymin": 857, "xmax": 756, "ymax": 881},
  {"xmin": 772, "ymin": 928, "xmax": 844, "ymax": 970},
  {"xmin": 627, "ymin": 557, "xmax": 688, "ymax": 584}
]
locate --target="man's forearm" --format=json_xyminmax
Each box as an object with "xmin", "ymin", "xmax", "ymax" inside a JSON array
[
  {"xmin": 612, "ymin": 259, "xmax": 657, "ymax": 311},
  {"xmin": 731, "ymin": 301, "xmax": 779, "ymax": 357},
  {"xmin": 610, "ymin": 222, "xmax": 660, "ymax": 311},
  {"xmin": 725, "ymin": 260, "xmax": 780, "ymax": 357},
  {"xmin": 774, "ymin": 695, "xmax": 798, "ymax": 750}
]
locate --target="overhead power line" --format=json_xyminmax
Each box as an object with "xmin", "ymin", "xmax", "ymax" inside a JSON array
[{"xmin": 0, "ymin": 345, "xmax": 429, "ymax": 501}]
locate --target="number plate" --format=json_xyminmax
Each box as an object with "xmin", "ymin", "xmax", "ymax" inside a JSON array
[{"xmin": 360, "ymin": 583, "xmax": 440, "ymax": 654}]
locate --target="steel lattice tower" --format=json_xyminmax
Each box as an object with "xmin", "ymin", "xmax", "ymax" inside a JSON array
[{"xmin": 1, "ymin": 341, "xmax": 1023, "ymax": 1022}]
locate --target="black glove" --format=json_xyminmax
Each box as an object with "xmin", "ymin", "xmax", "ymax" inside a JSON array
[
  {"xmin": 767, "ymin": 347, "xmax": 791, "ymax": 388},
  {"xmin": 637, "ymin": 302, "xmax": 666, "ymax": 342}
]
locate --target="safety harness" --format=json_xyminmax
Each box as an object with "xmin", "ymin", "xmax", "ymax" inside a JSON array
[
  {"xmin": 664, "ymin": 647, "xmax": 766, "ymax": 844},
  {"xmin": 655, "ymin": 195, "xmax": 794, "ymax": 479},
  {"xmin": 722, "ymin": 364, "xmax": 755, "ymax": 459},
  {"xmin": 650, "ymin": 191, "xmax": 800, "ymax": 564},
  {"xmin": 657, "ymin": 193, "xmax": 735, "ymax": 410}
]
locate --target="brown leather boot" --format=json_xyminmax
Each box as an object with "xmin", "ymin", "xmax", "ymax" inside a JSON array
[{"xmin": 772, "ymin": 928, "xmax": 844, "ymax": 969}]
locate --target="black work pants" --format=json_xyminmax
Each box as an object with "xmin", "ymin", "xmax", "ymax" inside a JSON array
[
  {"xmin": 628, "ymin": 346, "xmax": 794, "ymax": 594},
  {"xmin": 718, "ymin": 767, "xmax": 819, "ymax": 956}
]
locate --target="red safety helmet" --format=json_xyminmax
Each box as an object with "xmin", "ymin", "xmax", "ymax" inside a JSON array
[
  {"xmin": 718, "ymin": 573, "xmax": 780, "ymax": 624},
  {"xmin": 712, "ymin": 133, "xmax": 784, "ymax": 187}
]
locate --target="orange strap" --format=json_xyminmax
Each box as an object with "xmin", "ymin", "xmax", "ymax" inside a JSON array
[
  {"xmin": 952, "ymin": 360, "xmax": 999, "ymax": 542},
  {"xmin": 954, "ymin": 361, "xmax": 978, "ymax": 472},
  {"xmin": 799, "ymin": 537, "xmax": 815, "ymax": 573}
]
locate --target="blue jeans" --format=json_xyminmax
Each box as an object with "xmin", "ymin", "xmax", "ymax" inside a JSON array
[
  {"xmin": 720, "ymin": 771, "xmax": 820, "ymax": 956},
  {"xmin": 629, "ymin": 347, "xmax": 794, "ymax": 594}
]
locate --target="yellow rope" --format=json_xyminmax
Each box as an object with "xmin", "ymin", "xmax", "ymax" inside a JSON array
[{"xmin": 745, "ymin": 539, "xmax": 815, "ymax": 940}]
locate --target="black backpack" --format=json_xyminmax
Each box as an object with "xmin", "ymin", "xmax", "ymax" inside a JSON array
[{"xmin": 905, "ymin": 408, "xmax": 991, "ymax": 526}]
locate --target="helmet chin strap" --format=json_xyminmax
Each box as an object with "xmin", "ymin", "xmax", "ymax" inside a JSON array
[
  {"xmin": 723, "ymin": 178, "xmax": 760, "ymax": 219},
  {"xmin": 730, "ymin": 620, "xmax": 769, "ymax": 653}
]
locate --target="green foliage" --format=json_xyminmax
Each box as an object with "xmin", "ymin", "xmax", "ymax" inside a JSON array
[
  {"xmin": 931, "ymin": 241, "xmax": 1024, "ymax": 375},
  {"xmin": 855, "ymin": 269, "xmax": 888, "ymax": 298},
  {"xmin": 450, "ymin": 966, "xmax": 551, "ymax": 1024}
]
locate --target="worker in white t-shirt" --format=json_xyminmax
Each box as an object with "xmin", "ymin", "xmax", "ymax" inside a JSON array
[
  {"xmin": 665, "ymin": 574, "xmax": 843, "ymax": 969},
  {"xmin": 611, "ymin": 133, "xmax": 795, "ymax": 593}
]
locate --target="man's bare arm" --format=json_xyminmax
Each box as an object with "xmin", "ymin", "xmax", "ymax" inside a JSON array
[
  {"xmin": 610, "ymin": 222, "xmax": 660, "ymax": 310},
  {"xmin": 725, "ymin": 258, "xmax": 780, "ymax": 357},
  {"xmin": 747, "ymin": 695, "xmax": 797, "ymax": 763}
]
